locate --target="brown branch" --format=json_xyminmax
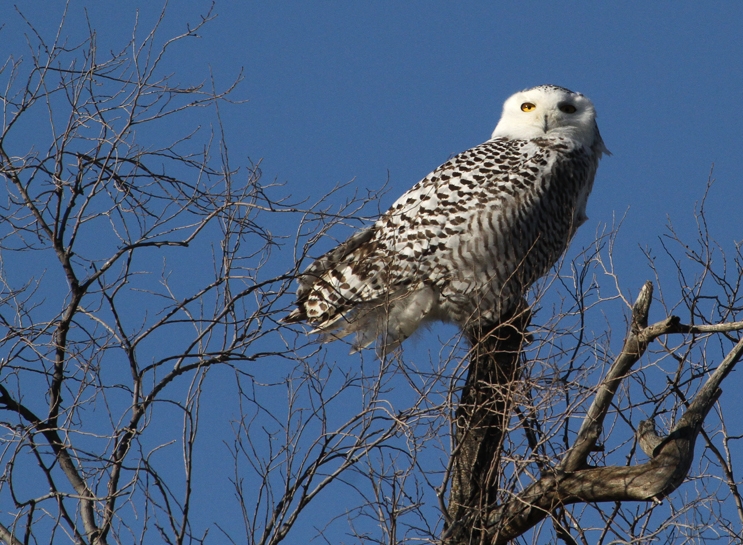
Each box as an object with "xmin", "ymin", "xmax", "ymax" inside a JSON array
[
  {"xmin": 0, "ymin": 383, "xmax": 105, "ymax": 544},
  {"xmin": 444, "ymin": 304, "xmax": 531, "ymax": 544},
  {"xmin": 482, "ymin": 285, "xmax": 743, "ymax": 544},
  {"xmin": 0, "ymin": 521, "xmax": 24, "ymax": 545},
  {"xmin": 561, "ymin": 281, "xmax": 654, "ymax": 473}
]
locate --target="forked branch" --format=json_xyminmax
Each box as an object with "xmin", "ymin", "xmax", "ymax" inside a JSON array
[{"xmin": 482, "ymin": 283, "xmax": 743, "ymax": 544}]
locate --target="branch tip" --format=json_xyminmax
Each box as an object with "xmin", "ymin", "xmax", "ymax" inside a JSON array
[
  {"xmin": 637, "ymin": 418, "xmax": 664, "ymax": 457},
  {"xmin": 631, "ymin": 281, "xmax": 653, "ymax": 332}
]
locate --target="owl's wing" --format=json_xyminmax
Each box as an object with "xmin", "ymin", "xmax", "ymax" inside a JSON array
[
  {"xmin": 286, "ymin": 137, "xmax": 549, "ymax": 332},
  {"xmin": 284, "ymin": 226, "xmax": 376, "ymax": 323}
]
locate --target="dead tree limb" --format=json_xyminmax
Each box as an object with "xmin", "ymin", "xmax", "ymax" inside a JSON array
[
  {"xmin": 480, "ymin": 282, "xmax": 743, "ymax": 543},
  {"xmin": 444, "ymin": 304, "xmax": 531, "ymax": 544}
]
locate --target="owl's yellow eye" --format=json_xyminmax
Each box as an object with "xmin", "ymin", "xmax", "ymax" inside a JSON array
[
  {"xmin": 520, "ymin": 102, "xmax": 536, "ymax": 112},
  {"xmin": 559, "ymin": 104, "xmax": 577, "ymax": 114}
]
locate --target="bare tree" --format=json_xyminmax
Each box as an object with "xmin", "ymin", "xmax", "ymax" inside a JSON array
[
  {"xmin": 0, "ymin": 7, "xmax": 429, "ymax": 544},
  {"xmin": 0, "ymin": 6, "xmax": 291, "ymax": 544},
  {"xmin": 441, "ymin": 203, "xmax": 743, "ymax": 544},
  {"xmin": 1, "ymin": 6, "xmax": 742, "ymax": 545}
]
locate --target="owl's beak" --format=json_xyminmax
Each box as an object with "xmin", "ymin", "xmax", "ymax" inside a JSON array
[{"xmin": 542, "ymin": 115, "xmax": 549, "ymax": 133}]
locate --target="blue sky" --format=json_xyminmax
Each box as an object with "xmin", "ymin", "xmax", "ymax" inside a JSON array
[
  {"xmin": 192, "ymin": 1, "xmax": 742, "ymax": 291},
  {"xmin": 17, "ymin": 2, "xmax": 743, "ymax": 245},
  {"xmin": 3, "ymin": 1, "xmax": 743, "ymax": 543}
]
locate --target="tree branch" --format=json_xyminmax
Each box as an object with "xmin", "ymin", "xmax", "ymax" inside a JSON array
[{"xmin": 483, "ymin": 284, "xmax": 743, "ymax": 543}]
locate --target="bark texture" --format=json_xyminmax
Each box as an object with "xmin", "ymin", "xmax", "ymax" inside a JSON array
[{"xmin": 444, "ymin": 305, "xmax": 531, "ymax": 544}]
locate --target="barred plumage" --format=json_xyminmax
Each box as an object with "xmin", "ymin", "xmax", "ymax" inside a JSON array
[{"xmin": 285, "ymin": 85, "xmax": 608, "ymax": 351}]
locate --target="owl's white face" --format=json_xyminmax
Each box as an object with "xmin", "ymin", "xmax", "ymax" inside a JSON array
[{"xmin": 491, "ymin": 85, "xmax": 601, "ymax": 148}]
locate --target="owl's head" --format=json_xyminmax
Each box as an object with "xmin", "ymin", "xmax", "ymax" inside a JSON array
[{"xmin": 491, "ymin": 85, "xmax": 606, "ymax": 152}]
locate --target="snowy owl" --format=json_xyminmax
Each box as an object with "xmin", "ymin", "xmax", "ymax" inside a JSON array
[{"xmin": 285, "ymin": 85, "xmax": 608, "ymax": 351}]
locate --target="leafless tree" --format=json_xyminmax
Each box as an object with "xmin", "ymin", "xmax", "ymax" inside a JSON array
[
  {"xmin": 1, "ymin": 6, "xmax": 741, "ymax": 545},
  {"xmin": 441, "ymin": 203, "xmax": 743, "ymax": 544}
]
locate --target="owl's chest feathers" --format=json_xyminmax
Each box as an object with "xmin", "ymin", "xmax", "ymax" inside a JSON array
[
  {"xmin": 478, "ymin": 145, "xmax": 587, "ymax": 231},
  {"xmin": 443, "ymin": 145, "xmax": 592, "ymax": 283},
  {"xmin": 364, "ymin": 140, "xmax": 593, "ymax": 282}
]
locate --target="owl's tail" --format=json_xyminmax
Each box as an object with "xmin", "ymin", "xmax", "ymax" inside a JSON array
[{"xmin": 300, "ymin": 284, "xmax": 440, "ymax": 355}]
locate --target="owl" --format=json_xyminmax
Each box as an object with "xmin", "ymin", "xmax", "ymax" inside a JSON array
[{"xmin": 285, "ymin": 85, "xmax": 608, "ymax": 352}]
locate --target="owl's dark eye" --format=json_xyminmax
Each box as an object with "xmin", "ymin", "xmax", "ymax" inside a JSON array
[
  {"xmin": 559, "ymin": 103, "xmax": 577, "ymax": 114},
  {"xmin": 520, "ymin": 102, "xmax": 536, "ymax": 112}
]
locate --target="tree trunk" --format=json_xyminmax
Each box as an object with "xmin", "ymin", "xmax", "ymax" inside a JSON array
[{"xmin": 445, "ymin": 305, "xmax": 531, "ymax": 544}]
